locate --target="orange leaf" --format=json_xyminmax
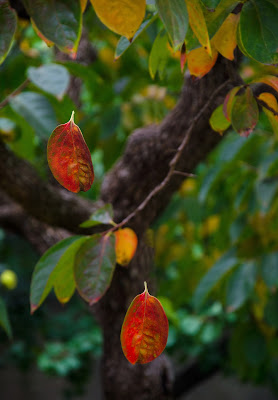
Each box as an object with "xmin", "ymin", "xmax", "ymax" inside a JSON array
[
  {"xmin": 185, "ymin": 0, "xmax": 211, "ymax": 55},
  {"xmin": 223, "ymin": 86, "xmax": 242, "ymax": 121},
  {"xmin": 187, "ymin": 46, "xmax": 218, "ymax": 78},
  {"xmin": 212, "ymin": 13, "xmax": 239, "ymax": 61},
  {"xmin": 255, "ymin": 75, "xmax": 278, "ymax": 95},
  {"xmin": 80, "ymin": 0, "xmax": 88, "ymax": 13},
  {"xmin": 258, "ymin": 92, "xmax": 278, "ymax": 135},
  {"xmin": 115, "ymin": 228, "xmax": 138, "ymax": 266},
  {"xmin": 121, "ymin": 282, "xmax": 169, "ymax": 364},
  {"xmin": 47, "ymin": 111, "xmax": 94, "ymax": 193}
]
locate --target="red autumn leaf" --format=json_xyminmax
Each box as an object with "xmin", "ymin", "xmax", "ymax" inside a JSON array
[
  {"xmin": 114, "ymin": 227, "xmax": 138, "ymax": 266},
  {"xmin": 121, "ymin": 282, "xmax": 169, "ymax": 364},
  {"xmin": 47, "ymin": 111, "xmax": 94, "ymax": 193}
]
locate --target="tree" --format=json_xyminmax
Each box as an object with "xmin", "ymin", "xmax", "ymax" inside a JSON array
[{"xmin": 0, "ymin": 0, "xmax": 278, "ymax": 399}]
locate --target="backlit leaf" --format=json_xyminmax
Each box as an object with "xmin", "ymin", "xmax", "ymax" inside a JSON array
[
  {"xmin": 22, "ymin": 0, "xmax": 82, "ymax": 55},
  {"xmin": 255, "ymin": 75, "xmax": 278, "ymax": 94},
  {"xmin": 74, "ymin": 234, "xmax": 116, "ymax": 305},
  {"xmin": 47, "ymin": 111, "xmax": 94, "ymax": 193},
  {"xmin": 155, "ymin": 0, "xmax": 188, "ymax": 50},
  {"xmin": 115, "ymin": 228, "xmax": 138, "ymax": 266},
  {"xmin": 79, "ymin": 204, "xmax": 114, "ymax": 228},
  {"xmin": 149, "ymin": 30, "xmax": 169, "ymax": 80},
  {"xmin": 223, "ymin": 86, "xmax": 241, "ymax": 121},
  {"xmin": 0, "ymin": 0, "xmax": 17, "ymax": 65},
  {"xmin": 209, "ymin": 104, "xmax": 231, "ymax": 134},
  {"xmin": 231, "ymin": 87, "xmax": 259, "ymax": 137},
  {"xmin": 0, "ymin": 297, "xmax": 12, "ymax": 339},
  {"xmin": 238, "ymin": 0, "xmax": 278, "ymax": 65},
  {"xmin": 185, "ymin": 0, "xmax": 211, "ymax": 55},
  {"xmin": 27, "ymin": 64, "xmax": 70, "ymax": 98},
  {"xmin": 258, "ymin": 92, "xmax": 278, "ymax": 136},
  {"xmin": 121, "ymin": 282, "xmax": 169, "ymax": 364},
  {"xmin": 212, "ymin": 13, "xmax": 239, "ymax": 60},
  {"xmin": 187, "ymin": 46, "xmax": 218, "ymax": 78},
  {"xmin": 30, "ymin": 236, "xmax": 82, "ymax": 313},
  {"xmin": 90, "ymin": 0, "xmax": 146, "ymax": 40}
]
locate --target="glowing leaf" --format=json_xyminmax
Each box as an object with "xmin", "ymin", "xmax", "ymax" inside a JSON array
[
  {"xmin": 90, "ymin": 0, "xmax": 146, "ymax": 40},
  {"xmin": 47, "ymin": 111, "xmax": 94, "ymax": 193},
  {"xmin": 187, "ymin": 46, "xmax": 218, "ymax": 78},
  {"xmin": 212, "ymin": 13, "xmax": 239, "ymax": 60},
  {"xmin": 74, "ymin": 234, "xmax": 116, "ymax": 305},
  {"xmin": 209, "ymin": 104, "xmax": 231, "ymax": 134},
  {"xmin": 255, "ymin": 76, "xmax": 278, "ymax": 95},
  {"xmin": 121, "ymin": 282, "xmax": 169, "ymax": 364},
  {"xmin": 258, "ymin": 92, "xmax": 278, "ymax": 136},
  {"xmin": 0, "ymin": 0, "xmax": 17, "ymax": 65},
  {"xmin": 231, "ymin": 87, "xmax": 259, "ymax": 137},
  {"xmin": 185, "ymin": 0, "xmax": 211, "ymax": 55},
  {"xmin": 115, "ymin": 228, "xmax": 138, "ymax": 266},
  {"xmin": 223, "ymin": 86, "xmax": 241, "ymax": 121}
]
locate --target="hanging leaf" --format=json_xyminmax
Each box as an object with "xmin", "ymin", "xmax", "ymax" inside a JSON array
[
  {"xmin": 74, "ymin": 234, "xmax": 116, "ymax": 305},
  {"xmin": 155, "ymin": 0, "xmax": 188, "ymax": 50},
  {"xmin": 149, "ymin": 30, "xmax": 169, "ymax": 80},
  {"xmin": 22, "ymin": 0, "xmax": 82, "ymax": 55},
  {"xmin": 30, "ymin": 236, "xmax": 84, "ymax": 313},
  {"xmin": 231, "ymin": 87, "xmax": 259, "ymax": 137},
  {"xmin": 187, "ymin": 46, "xmax": 218, "ymax": 78},
  {"xmin": 238, "ymin": 0, "xmax": 278, "ymax": 65},
  {"xmin": 0, "ymin": 0, "xmax": 17, "ymax": 65},
  {"xmin": 79, "ymin": 204, "xmax": 114, "ymax": 228},
  {"xmin": 121, "ymin": 282, "xmax": 169, "ymax": 364},
  {"xmin": 255, "ymin": 75, "xmax": 278, "ymax": 94},
  {"xmin": 209, "ymin": 104, "xmax": 231, "ymax": 134},
  {"xmin": 90, "ymin": 0, "xmax": 146, "ymax": 40},
  {"xmin": 47, "ymin": 111, "xmax": 94, "ymax": 193},
  {"xmin": 212, "ymin": 13, "xmax": 239, "ymax": 60},
  {"xmin": 223, "ymin": 85, "xmax": 241, "ymax": 121},
  {"xmin": 185, "ymin": 0, "xmax": 211, "ymax": 55},
  {"xmin": 0, "ymin": 297, "xmax": 12, "ymax": 339},
  {"xmin": 115, "ymin": 228, "xmax": 138, "ymax": 266},
  {"xmin": 27, "ymin": 64, "xmax": 70, "ymax": 98},
  {"xmin": 258, "ymin": 92, "xmax": 278, "ymax": 136}
]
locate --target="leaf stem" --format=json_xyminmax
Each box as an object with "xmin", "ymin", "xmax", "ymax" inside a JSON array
[
  {"xmin": 0, "ymin": 79, "xmax": 30, "ymax": 110},
  {"xmin": 70, "ymin": 110, "xmax": 75, "ymax": 122},
  {"xmin": 144, "ymin": 281, "xmax": 148, "ymax": 293}
]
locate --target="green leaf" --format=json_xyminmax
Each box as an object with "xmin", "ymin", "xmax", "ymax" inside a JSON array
[
  {"xmin": 243, "ymin": 330, "xmax": 266, "ymax": 366},
  {"xmin": 264, "ymin": 294, "xmax": 278, "ymax": 328},
  {"xmin": 201, "ymin": 0, "xmax": 221, "ymax": 8},
  {"xmin": 0, "ymin": 0, "xmax": 17, "ymax": 65},
  {"xmin": 226, "ymin": 261, "xmax": 257, "ymax": 311},
  {"xmin": 149, "ymin": 30, "xmax": 169, "ymax": 80},
  {"xmin": 79, "ymin": 204, "xmax": 114, "ymax": 228},
  {"xmin": 185, "ymin": 0, "xmax": 211, "ymax": 54},
  {"xmin": 30, "ymin": 236, "xmax": 82, "ymax": 313},
  {"xmin": 238, "ymin": 0, "xmax": 278, "ymax": 65},
  {"xmin": 231, "ymin": 87, "xmax": 259, "ymax": 137},
  {"xmin": 223, "ymin": 85, "xmax": 242, "ymax": 121},
  {"xmin": 115, "ymin": 13, "xmax": 158, "ymax": 59},
  {"xmin": 261, "ymin": 252, "xmax": 278, "ymax": 289},
  {"xmin": 155, "ymin": 0, "xmax": 188, "ymax": 50},
  {"xmin": 10, "ymin": 92, "xmax": 58, "ymax": 139},
  {"xmin": 209, "ymin": 104, "xmax": 231, "ymax": 133},
  {"xmin": 0, "ymin": 297, "xmax": 12, "ymax": 339},
  {"xmin": 27, "ymin": 64, "xmax": 70, "ymax": 98},
  {"xmin": 74, "ymin": 234, "xmax": 116, "ymax": 305},
  {"xmin": 255, "ymin": 178, "xmax": 278, "ymax": 213},
  {"xmin": 22, "ymin": 0, "xmax": 82, "ymax": 55},
  {"xmin": 192, "ymin": 248, "xmax": 238, "ymax": 310}
]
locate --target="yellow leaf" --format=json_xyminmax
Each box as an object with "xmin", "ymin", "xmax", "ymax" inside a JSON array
[
  {"xmin": 185, "ymin": 0, "xmax": 211, "ymax": 55},
  {"xmin": 90, "ymin": 0, "xmax": 146, "ymax": 40},
  {"xmin": 187, "ymin": 46, "xmax": 218, "ymax": 78},
  {"xmin": 212, "ymin": 13, "xmax": 239, "ymax": 61},
  {"xmin": 81, "ymin": 0, "xmax": 88, "ymax": 13},
  {"xmin": 258, "ymin": 92, "xmax": 278, "ymax": 136},
  {"xmin": 115, "ymin": 228, "xmax": 138, "ymax": 266}
]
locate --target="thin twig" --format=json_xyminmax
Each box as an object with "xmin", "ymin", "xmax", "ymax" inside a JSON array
[
  {"xmin": 0, "ymin": 79, "xmax": 30, "ymax": 110},
  {"xmin": 256, "ymin": 97, "xmax": 278, "ymax": 117},
  {"xmin": 107, "ymin": 79, "xmax": 232, "ymax": 232},
  {"xmin": 173, "ymin": 171, "xmax": 197, "ymax": 178}
]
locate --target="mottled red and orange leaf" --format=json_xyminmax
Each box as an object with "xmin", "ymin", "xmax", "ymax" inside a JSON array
[
  {"xmin": 47, "ymin": 111, "xmax": 94, "ymax": 193},
  {"xmin": 223, "ymin": 86, "xmax": 242, "ymax": 121},
  {"xmin": 187, "ymin": 46, "xmax": 218, "ymax": 78},
  {"xmin": 121, "ymin": 282, "xmax": 169, "ymax": 364},
  {"xmin": 115, "ymin": 228, "xmax": 138, "ymax": 266},
  {"xmin": 212, "ymin": 13, "xmax": 239, "ymax": 61}
]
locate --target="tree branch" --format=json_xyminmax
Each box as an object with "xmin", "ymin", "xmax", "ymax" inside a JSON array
[{"xmin": 0, "ymin": 79, "xmax": 30, "ymax": 110}]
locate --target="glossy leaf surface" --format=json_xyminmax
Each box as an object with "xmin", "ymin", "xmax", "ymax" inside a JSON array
[
  {"xmin": 22, "ymin": 0, "xmax": 82, "ymax": 55},
  {"xmin": 209, "ymin": 104, "xmax": 231, "ymax": 134},
  {"xmin": 27, "ymin": 64, "xmax": 70, "ymax": 98},
  {"xmin": 0, "ymin": 0, "xmax": 17, "ymax": 65},
  {"xmin": 231, "ymin": 87, "xmax": 259, "ymax": 137},
  {"xmin": 115, "ymin": 228, "xmax": 138, "ymax": 266},
  {"xmin": 79, "ymin": 204, "xmax": 114, "ymax": 228},
  {"xmin": 121, "ymin": 283, "xmax": 169, "ymax": 364},
  {"xmin": 155, "ymin": 0, "xmax": 188, "ymax": 50},
  {"xmin": 212, "ymin": 13, "xmax": 239, "ymax": 60},
  {"xmin": 185, "ymin": 0, "xmax": 211, "ymax": 54},
  {"xmin": 74, "ymin": 234, "xmax": 116, "ymax": 305},
  {"xmin": 90, "ymin": 0, "xmax": 146, "ymax": 40},
  {"xmin": 187, "ymin": 46, "xmax": 218, "ymax": 78},
  {"xmin": 47, "ymin": 112, "xmax": 94, "ymax": 193}
]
